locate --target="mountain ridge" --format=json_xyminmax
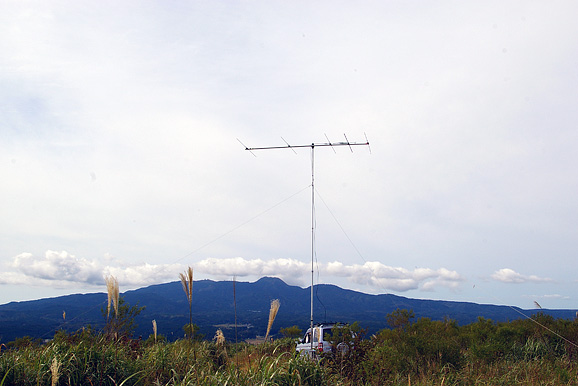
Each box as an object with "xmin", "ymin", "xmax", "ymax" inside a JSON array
[{"xmin": 0, "ymin": 277, "xmax": 575, "ymax": 343}]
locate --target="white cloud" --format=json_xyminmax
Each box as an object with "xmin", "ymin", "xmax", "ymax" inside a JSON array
[
  {"xmin": 324, "ymin": 261, "xmax": 464, "ymax": 292},
  {"xmin": 194, "ymin": 257, "xmax": 464, "ymax": 292},
  {"xmin": 2, "ymin": 250, "xmax": 181, "ymax": 288},
  {"xmin": 103, "ymin": 263, "xmax": 183, "ymax": 286},
  {"xmin": 196, "ymin": 257, "xmax": 308, "ymax": 284},
  {"xmin": 11, "ymin": 250, "xmax": 102, "ymax": 284},
  {"xmin": 491, "ymin": 268, "xmax": 553, "ymax": 284},
  {"xmin": 3, "ymin": 252, "xmax": 463, "ymax": 293}
]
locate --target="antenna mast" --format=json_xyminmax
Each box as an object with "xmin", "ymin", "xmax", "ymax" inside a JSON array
[{"xmin": 242, "ymin": 134, "xmax": 369, "ymax": 351}]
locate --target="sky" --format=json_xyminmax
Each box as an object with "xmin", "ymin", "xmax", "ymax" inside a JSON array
[{"xmin": 1, "ymin": 1, "xmax": 578, "ymax": 311}]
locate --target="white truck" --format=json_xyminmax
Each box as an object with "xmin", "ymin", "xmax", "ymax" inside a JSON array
[{"xmin": 295, "ymin": 323, "xmax": 352, "ymax": 358}]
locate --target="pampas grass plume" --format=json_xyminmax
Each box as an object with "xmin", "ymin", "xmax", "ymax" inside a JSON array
[
  {"xmin": 180, "ymin": 266, "xmax": 194, "ymax": 339},
  {"xmin": 264, "ymin": 299, "xmax": 280, "ymax": 342},
  {"xmin": 50, "ymin": 357, "xmax": 60, "ymax": 386},
  {"xmin": 180, "ymin": 267, "xmax": 193, "ymax": 306},
  {"xmin": 215, "ymin": 329, "xmax": 225, "ymax": 345},
  {"xmin": 105, "ymin": 275, "xmax": 119, "ymax": 319}
]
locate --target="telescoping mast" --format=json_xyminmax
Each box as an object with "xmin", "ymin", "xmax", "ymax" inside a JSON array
[{"xmin": 241, "ymin": 134, "xmax": 370, "ymax": 351}]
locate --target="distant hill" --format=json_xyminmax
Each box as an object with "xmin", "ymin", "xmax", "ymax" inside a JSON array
[{"xmin": 0, "ymin": 277, "xmax": 575, "ymax": 343}]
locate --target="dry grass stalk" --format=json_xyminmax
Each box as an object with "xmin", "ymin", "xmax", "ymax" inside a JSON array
[
  {"xmin": 106, "ymin": 277, "xmax": 112, "ymax": 319},
  {"xmin": 112, "ymin": 279, "xmax": 119, "ymax": 317},
  {"xmin": 152, "ymin": 319, "xmax": 157, "ymax": 343},
  {"xmin": 50, "ymin": 357, "xmax": 60, "ymax": 386},
  {"xmin": 105, "ymin": 275, "xmax": 119, "ymax": 319},
  {"xmin": 264, "ymin": 299, "xmax": 280, "ymax": 342},
  {"xmin": 180, "ymin": 266, "xmax": 194, "ymax": 338},
  {"xmin": 180, "ymin": 267, "xmax": 194, "ymax": 306},
  {"xmin": 215, "ymin": 329, "xmax": 226, "ymax": 345}
]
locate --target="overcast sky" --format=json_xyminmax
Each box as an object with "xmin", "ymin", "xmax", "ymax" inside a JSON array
[{"xmin": 1, "ymin": 1, "xmax": 577, "ymax": 311}]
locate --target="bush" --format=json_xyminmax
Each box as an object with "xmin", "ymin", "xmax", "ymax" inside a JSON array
[{"xmin": 279, "ymin": 325, "xmax": 303, "ymax": 339}]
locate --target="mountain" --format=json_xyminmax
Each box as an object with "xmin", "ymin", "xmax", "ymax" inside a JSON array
[{"xmin": 0, "ymin": 277, "xmax": 575, "ymax": 343}]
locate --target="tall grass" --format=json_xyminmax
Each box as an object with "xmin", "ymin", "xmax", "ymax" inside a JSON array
[
  {"xmin": 2, "ymin": 332, "xmax": 578, "ymax": 385},
  {"xmin": 0, "ymin": 333, "xmax": 330, "ymax": 386},
  {"xmin": 264, "ymin": 299, "xmax": 280, "ymax": 342},
  {"xmin": 105, "ymin": 275, "xmax": 119, "ymax": 320},
  {"xmin": 180, "ymin": 267, "xmax": 194, "ymax": 339},
  {"xmin": 50, "ymin": 357, "xmax": 60, "ymax": 386},
  {"xmin": 2, "ymin": 313, "xmax": 578, "ymax": 385}
]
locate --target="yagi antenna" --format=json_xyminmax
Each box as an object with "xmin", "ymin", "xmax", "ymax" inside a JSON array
[
  {"xmin": 241, "ymin": 134, "xmax": 369, "ymax": 353},
  {"xmin": 241, "ymin": 135, "xmax": 370, "ymax": 152}
]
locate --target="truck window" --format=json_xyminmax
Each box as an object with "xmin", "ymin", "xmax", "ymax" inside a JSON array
[{"xmin": 313, "ymin": 327, "xmax": 321, "ymax": 343}]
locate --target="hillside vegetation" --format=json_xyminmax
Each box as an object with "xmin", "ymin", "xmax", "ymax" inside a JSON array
[
  {"xmin": 3, "ymin": 277, "xmax": 577, "ymax": 344},
  {"xmin": 1, "ymin": 309, "xmax": 578, "ymax": 385}
]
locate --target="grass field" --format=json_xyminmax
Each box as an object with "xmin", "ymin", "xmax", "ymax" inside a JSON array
[{"xmin": 2, "ymin": 311, "xmax": 578, "ymax": 385}]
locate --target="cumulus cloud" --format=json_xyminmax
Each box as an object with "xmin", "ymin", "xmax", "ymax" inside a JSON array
[
  {"xmin": 2, "ymin": 250, "xmax": 181, "ymax": 288},
  {"xmin": 196, "ymin": 257, "xmax": 308, "ymax": 284},
  {"xmin": 11, "ymin": 250, "xmax": 102, "ymax": 285},
  {"xmin": 195, "ymin": 258, "xmax": 463, "ymax": 292},
  {"xmin": 103, "ymin": 263, "xmax": 183, "ymax": 286},
  {"xmin": 491, "ymin": 268, "xmax": 553, "ymax": 284},
  {"xmin": 3, "ymin": 251, "xmax": 464, "ymax": 293},
  {"xmin": 324, "ymin": 261, "xmax": 464, "ymax": 292}
]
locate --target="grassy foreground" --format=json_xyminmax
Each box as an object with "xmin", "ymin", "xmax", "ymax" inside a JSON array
[
  {"xmin": 0, "ymin": 332, "xmax": 326, "ymax": 386},
  {"xmin": 2, "ymin": 312, "xmax": 578, "ymax": 385}
]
